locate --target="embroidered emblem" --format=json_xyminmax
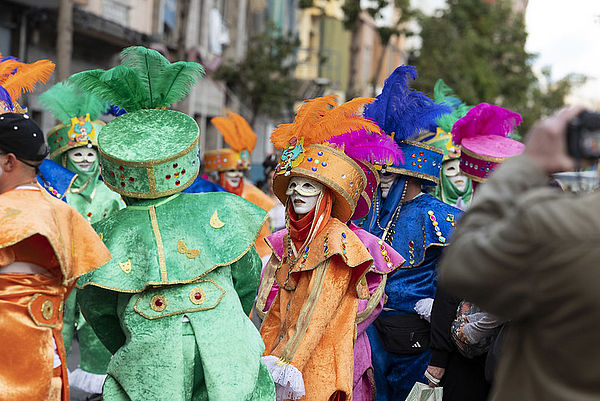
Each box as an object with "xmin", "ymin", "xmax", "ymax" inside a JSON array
[
  {"xmin": 189, "ymin": 287, "xmax": 206, "ymax": 305},
  {"xmin": 276, "ymin": 137, "xmax": 304, "ymax": 176},
  {"xmin": 377, "ymin": 239, "xmax": 393, "ymax": 269},
  {"xmin": 150, "ymin": 294, "xmax": 167, "ymax": 312},
  {"xmin": 209, "ymin": 210, "xmax": 225, "ymax": 229},
  {"xmin": 41, "ymin": 300, "xmax": 54, "ymax": 320},
  {"xmin": 119, "ymin": 259, "xmax": 132, "ymax": 274},
  {"xmin": 67, "ymin": 113, "xmax": 95, "ymax": 146},
  {"xmin": 177, "ymin": 240, "xmax": 200, "ymax": 259}
]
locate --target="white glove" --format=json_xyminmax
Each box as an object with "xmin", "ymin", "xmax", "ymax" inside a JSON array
[{"xmin": 414, "ymin": 298, "xmax": 434, "ymax": 322}]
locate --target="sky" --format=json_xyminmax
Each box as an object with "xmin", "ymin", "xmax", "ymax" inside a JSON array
[{"xmin": 410, "ymin": 0, "xmax": 600, "ymax": 107}]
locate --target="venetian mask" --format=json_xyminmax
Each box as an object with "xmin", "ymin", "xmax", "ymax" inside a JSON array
[
  {"xmin": 443, "ymin": 159, "xmax": 467, "ymax": 192},
  {"xmin": 67, "ymin": 147, "xmax": 97, "ymax": 171},
  {"xmin": 379, "ymin": 171, "xmax": 398, "ymax": 199},
  {"xmin": 286, "ymin": 176, "xmax": 324, "ymax": 215},
  {"xmin": 224, "ymin": 170, "xmax": 244, "ymax": 187}
]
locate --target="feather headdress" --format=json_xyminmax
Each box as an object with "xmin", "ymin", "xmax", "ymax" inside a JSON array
[
  {"xmin": 452, "ymin": 103, "xmax": 522, "ymax": 146},
  {"xmin": 328, "ymin": 129, "xmax": 403, "ymax": 165},
  {"xmin": 0, "ymin": 56, "xmax": 54, "ymax": 110},
  {"xmin": 70, "ymin": 46, "xmax": 205, "ymax": 112},
  {"xmin": 363, "ymin": 65, "xmax": 451, "ymax": 142},
  {"xmin": 271, "ymin": 95, "xmax": 381, "ymax": 149},
  {"xmin": 212, "ymin": 112, "xmax": 257, "ymax": 152},
  {"xmin": 433, "ymin": 79, "xmax": 472, "ymax": 134},
  {"xmin": 39, "ymin": 81, "xmax": 109, "ymax": 123}
]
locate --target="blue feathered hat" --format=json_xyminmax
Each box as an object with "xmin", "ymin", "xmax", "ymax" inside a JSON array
[{"xmin": 364, "ymin": 65, "xmax": 451, "ymax": 185}]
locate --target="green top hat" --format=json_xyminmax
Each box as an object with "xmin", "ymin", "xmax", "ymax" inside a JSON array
[
  {"xmin": 39, "ymin": 81, "xmax": 109, "ymax": 162},
  {"xmin": 70, "ymin": 46, "xmax": 205, "ymax": 199}
]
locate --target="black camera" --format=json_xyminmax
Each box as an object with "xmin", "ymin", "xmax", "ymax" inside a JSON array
[{"xmin": 567, "ymin": 110, "xmax": 600, "ymax": 160}]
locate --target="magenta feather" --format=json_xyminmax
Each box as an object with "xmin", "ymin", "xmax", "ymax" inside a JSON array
[
  {"xmin": 452, "ymin": 103, "xmax": 522, "ymax": 146},
  {"xmin": 329, "ymin": 129, "xmax": 404, "ymax": 165}
]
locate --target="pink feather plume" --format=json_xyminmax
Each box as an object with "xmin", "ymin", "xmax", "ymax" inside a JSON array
[
  {"xmin": 329, "ymin": 128, "xmax": 404, "ymax": 165},
  {"xmin": 452, "ymin": 103, "xmax": 522, "ymax": 146}
]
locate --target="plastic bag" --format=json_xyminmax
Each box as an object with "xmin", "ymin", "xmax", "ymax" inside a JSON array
[{"xmin": 405, "ymin": 382, "xmax": 443, "ymax": 401}]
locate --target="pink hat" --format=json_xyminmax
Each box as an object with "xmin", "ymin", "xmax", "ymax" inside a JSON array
[{"xmin": 452, "ymin": 103, "xmax": 524, "ymax": 183}]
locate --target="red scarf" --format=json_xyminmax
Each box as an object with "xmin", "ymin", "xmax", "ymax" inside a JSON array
[
  {"xmin": 219, "ymin": 172, "xmax": 244, "ymax": 197},
  {"xmin": 288, "ymin": 190, "xmax": 333, "ymax": 250}
]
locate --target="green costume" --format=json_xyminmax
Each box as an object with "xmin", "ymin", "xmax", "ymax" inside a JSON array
[
  {"xmin": 40, "ymin": 81, "xmax": 125, "ymax": 393},
  {"xmin": 72, "ymin": 46, "xmax": 276, "ymax": 401},
  {"xmin": 426, "ymin": 79, "xmax": 474, "ymax": 209}
]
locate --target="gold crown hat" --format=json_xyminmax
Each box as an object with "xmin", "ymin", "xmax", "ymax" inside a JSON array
[
  {"xmin": 39, "ymin": 81, "xmax": 109, "ymax": 163},
  {"xmin": 271, "ymin": 94, "xmax": 382, "ymax": 222},
  {"xmin": 69, "ymin": 46, "xmax": 205, "ymax": 199},
  {"xmin": 204, "ymin": 112, "xmax": 257, "ymax": 172}
]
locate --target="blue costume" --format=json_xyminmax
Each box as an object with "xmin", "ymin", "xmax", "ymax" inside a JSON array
[
  {"xmin": 182, "ymin": 174, "xmax": 226, "ymax": 193},
  {"xmin": 356, "ymin": 65, "xmax": 461, "ymax": 400},
  {"xmin": 37, "ymin": 159, "xmax": 77, "ymax": 201}
]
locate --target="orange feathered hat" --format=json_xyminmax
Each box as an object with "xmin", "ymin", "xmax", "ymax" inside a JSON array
[
  {"xmin": 204, "ymin": 112, "xmax": 257, "ymax": 172},
  {"xmin": 271, "ymin": 94, "xmax": 381, "ymax": 222},
  {"xmin": 0, "ymin": 54, "xmax": 55, "ymax": 114}
]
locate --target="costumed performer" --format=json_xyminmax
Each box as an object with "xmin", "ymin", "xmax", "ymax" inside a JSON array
[
  {"xmin": 204, "ymin": 112, "xmax": 274, "ymax": 259},
  {"xmin": 425, "ymin": 102, "xmax": 523, "ymax": 401},
  {"xmin": 256, "ymin": 125, "xmax": 406, "ymax": 400},
  {"xmin": 0, "ymin": 113, "xmax": 110, "ymax": 401},
  {"xmin": 71, "ymin": 46, "xmax": 275, "ymax": 401},
  {"xmin": 357, "ymin": 65, "xmax": 461, "ymax": 401},
  {"xmin": 425, "ymin": 79, "xmax": 473, "ymax": 210},
  {"xmin": 39, "ymin": 80, "xmax": 126, "ymax": 396},
  {"xmin": 260, "ymin": 94, "xmax": 380, "ymax": 401}
]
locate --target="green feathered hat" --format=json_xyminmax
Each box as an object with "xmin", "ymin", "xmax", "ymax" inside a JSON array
[
  {"xmin": 40, "ymin": 81, "xmax": 109, "ymax": 163},
  {"xmin": 70, "ymin": 46, "xmax": 205, "ymax": 199}
]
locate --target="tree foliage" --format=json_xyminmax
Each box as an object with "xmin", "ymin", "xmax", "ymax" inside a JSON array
[
  {"xmin": 413, "ymin": 0, "xmax": 584, "ymax": 134},
  {"xmin": 215, "ymin": 23, "xmax": 300, "ymax": 125}
]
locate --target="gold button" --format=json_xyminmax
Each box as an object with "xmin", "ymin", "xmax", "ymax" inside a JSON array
[
  {"xmin": 41, "ymin": 300, "xmax": 54, "ymax": 320},
  {"xmin": 189, "ymin": 288, "xmax": 206, "ymax": 305},
  {"xmin": 150, "ymin": 294, "xmax": 167, "ymax": 312}
]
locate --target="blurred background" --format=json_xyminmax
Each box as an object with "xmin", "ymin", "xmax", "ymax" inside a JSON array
[{"xmin": 0, "ymin": 0, "xmax": 597, "ymax": 183}]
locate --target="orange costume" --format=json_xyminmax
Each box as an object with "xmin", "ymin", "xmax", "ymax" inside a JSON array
[
  {"xmin": 0, "ymin": 187, "xmax": 110, "ymax": 401},
  {"xmin": 259, "ymin": 95, "xmax": 384, "ymax": 400},
  {"xmin": 205, "ymin": 112, "xmax": 274, "ymax": 258}
]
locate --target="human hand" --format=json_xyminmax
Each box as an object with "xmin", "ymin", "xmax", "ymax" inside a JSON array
[
  {"xmin": 524, "ymin": 106, "xmax": 585, "ymax": 174},
  {"xmin": 425, "ymin": 365, "xmax": 445, "ymax": 387}
]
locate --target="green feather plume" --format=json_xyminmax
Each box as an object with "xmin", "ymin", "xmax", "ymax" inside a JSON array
[
  {"xmin": 39, "ymin": 81, "xmax": 109, "ymax": 124},
  {"xmin": 433, "ymin": 79, "xmax": 472, "ymax": 134},
  {"xmin": 70, "ymin": 46, "xmax": 205, "ymax": 112}
]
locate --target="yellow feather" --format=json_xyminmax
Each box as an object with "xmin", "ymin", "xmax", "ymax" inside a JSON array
[{"xmin": 211, "ymin": 116, "xmax": 240, "ymax": 150}]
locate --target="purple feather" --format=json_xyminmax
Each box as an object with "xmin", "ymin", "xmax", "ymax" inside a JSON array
[
  {"xmin": 452, "ymin": 103, "xmax": 522, "ymax": 146},
  {"xmin": 364, "ymin": 65, "xmax": 451, "ymax": 142},
  {"xmin": 0, "ymin": 86, "xmax": 14, "ymax": 110},
  {"xmin": 329, "ymin": 129, "xmax": 404, "ymax": 165}
]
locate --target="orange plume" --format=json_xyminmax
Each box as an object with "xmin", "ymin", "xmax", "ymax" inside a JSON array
[
  {"xmin": 271, "ymin": 95, "xmax": 381, "ymax": 149},
  {"xmin": 227, "ymin": 112, "xmax": 257, "ymax": 152},
  {"xmin": 0, "ymin": 59, "xmax": 22, "ymax": 86},
  {"xmin": 211, "ymin": 116, "xmax": 238, "ymax": 147},
  {"xmin": 3, "ymin": 59, "xmax": 55, "ymax": 102}
]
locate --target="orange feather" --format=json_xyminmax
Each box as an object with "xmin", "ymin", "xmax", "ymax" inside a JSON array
[
  {"xmin": 3, "ymin": 59, "xmax": 55, "ymax": 101},
  {"xmin": 0, "ymin": 60, "xmax": 22, "ymax": 85},
  {"xmin": 211, "ymin": 116, "xmax": 240, "ymax": 149},
  {"xmin": 227, "ymin": 112, "xmax": 257, "ymax": 152}
]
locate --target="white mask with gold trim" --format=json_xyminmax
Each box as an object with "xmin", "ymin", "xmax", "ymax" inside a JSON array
[{"xmin": 286, "ymin": 176, "xmax": 324, "ymax": 215}]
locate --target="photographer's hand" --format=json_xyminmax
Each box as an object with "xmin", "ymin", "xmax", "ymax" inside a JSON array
[{"xmin": 524, "ymin": 106, "xmax": 584, "ymax": 174}]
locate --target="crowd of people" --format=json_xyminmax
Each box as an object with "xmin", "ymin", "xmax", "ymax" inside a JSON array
[{"xmin": 0, "ymin": 46, "xmax": 598, "ymax": 401}]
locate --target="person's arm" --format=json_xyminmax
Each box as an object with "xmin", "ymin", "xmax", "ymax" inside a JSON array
[
  {"xmin": 230, "ymin": 248, "xmax": 262, "ymax": 316},
  {"xmin": 440, "ymin": 107, "xmax": 583, "ymax": 321},
  {"xmin": 76, "ymin": 285, "xmax": 124, "ymax": 354}
]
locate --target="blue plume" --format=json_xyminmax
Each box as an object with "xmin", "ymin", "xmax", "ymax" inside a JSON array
[
  {"xmin": 107, "ymin": 104, "xmax": 127, "ymax": 116},
  {"xmin": 0, "ymin": 85, "xmax": 14, "ymax": 111},
  {"xmin": 364, "ymin": 65, "xmax": 451, "ymax": 142}
]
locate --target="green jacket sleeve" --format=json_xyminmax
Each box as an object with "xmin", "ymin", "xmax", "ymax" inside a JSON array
[
  {"xmin": 77, "ymin": 285, "xmax": 126, "ymax": 355},
  {"xmin": 61, "ymin": 289, "xmax": 78, "ymax": 354},
  {"xmin": 231, "ymin": 247, "xmax": 262, "ymax": 316}
]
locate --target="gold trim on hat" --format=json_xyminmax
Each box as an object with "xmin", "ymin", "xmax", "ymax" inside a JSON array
[
  {"xmin": 102, "ymin": 168, "xmax": 199, "ymax": 199},
  {"xmin": 383, "ymin": 166, "xmax": 440, "ymax": 184},
  {"xmin": 47, "ymin": 121, "xmax": 105, "ymax": 160},
  {"xmin": 461, "ymin": 146, "xmax": 508, "ymax": 163}
]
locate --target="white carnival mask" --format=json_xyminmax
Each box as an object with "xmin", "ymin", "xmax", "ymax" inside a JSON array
[
  {"xmin": 67, "ymin": 147, "xmax": 97, "ymax": 171},
  {"xmin": 379, "ymin": 171, "xmax": 398, "ymax": 199},
  {"xmin": 443, "ymin": 159, "xmax": 467, "ymax": 192},
  {"xmin": 224, "ymin": 170, "xmax": 244, "ymax": 187},
  {"xmin": 286, "ymin": 176, "xmax": 324, "ymax": 215}
]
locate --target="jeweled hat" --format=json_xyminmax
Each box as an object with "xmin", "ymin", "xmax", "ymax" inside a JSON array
[
  {"xmin": 452, "ymin": 103, "xmax": 523, "ymax": 183},
  {"xmin": 363, "ymin": 65, "xmax": 451, "ymax": 186},
  {"xmin": 70, "ymin": 46, "xmax": 205, "ymax": 198},
  {"xmin": 0, "ymin": 55, "xmax": 54, "ymax": 114},
  {"xmin": 271, "ymin": 95, "xmax": 383, "ymax": 222},
  {"xmin": 329, "ymin": 128, "xmax": 402, "ymax": 220},
  {"xmin": 204, "ymin": 112, "xmax": 256, "ymax": 172},
  {"xmin": 39, "ymin": 81, "xmax": 108, "ymax": 163}
]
